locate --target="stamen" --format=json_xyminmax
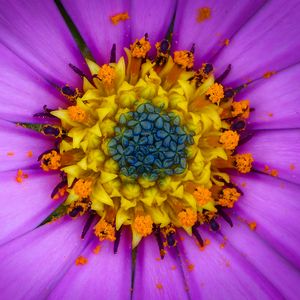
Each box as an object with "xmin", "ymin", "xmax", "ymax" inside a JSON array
[
  {"xmin": 41, "ymin": 125, "xmax": 62, "ymax": 137},
  {"xmin": 133, "ymin": 215, "xmax": 153, "ymax": 237},
  {"xmin": 67, "ymin": 105, "xmax": 87, "ymax": 123},
  {"xmin": 192, "ymin": 225, "xmax": 204, "ymax": 247},
  {"xmin": 94, "ymin": 219, "xmax": 116, "ymax": 241},
  {"xmin": 81, "ymin": 212, "xmax": 96, "ymax": 239},
  {"xmin": 40, "ymin": 150, "xmax": 61, "ymax": 171},
  {"xmin": 51, "ymin": 180, "xmax": 67, "ymax": 200},
  {"xmin": 165, "ymin": 227, "xmax": 177, "ymax": 247},
  {"xmin": 69, "ymin": 63, "xmax": 86, "ymax": 78},
  {"xmin": 231, "ymin": 100, "xmax": 250, "ymax": 119},
  {"xmin": 193, "ymin": 187, "xmax": 212, "ymax": 206},
  {"xmin": 217, "ymin": 207, "xmax": 233, "ymax": 227},
  {"xmin": 206, "ymin": 83, "xmax": 224, "ymax": 104},
  {"xmin": 110, "ymin": 44, "xmax": 116, "ymax": 63},
  {"xmin": 173, "ymin": 50, "xmax": 194, "ymax": 69},
  {"xmin": 209, "ymin": 219, "xmax": 220, "ymax": 231},
  {"xmin": 154, "ymin": 226, "xmax": 165, "ymax": 259},
  {"xmin": 219, "ymin": 130, "xmax": 240, "ymax": 150},
  {"xmin": 218, "ymin": 187, "xmax": 240, "ymax": 208},
  {"xmin": 33, "ymin": 105, "xmax": 56, "ymax": 118},
  {"xmin": 216, "ymin": 64, "xmax": 232, "ymax": 83},
  {"xmin": 110, "ymin": 12, "xmax": 130, "ymax": 25},
  {"xmin": 73, "ymin": 179, "xmax": 93, "ymax": 199},
  {"xmin": 98, "ymin": 64, "xmax": 116, "ymax": 86},
  {"xmin": 114, "ymin": 228, "xmax": 122, "ymax": 254},
  {"xmin": 231, "ymin": 119, "xmax": 246, "ymax": 131},
  {"xmin": 234, "ymin": 153, "xmax": 254, "ymax": 173},
  {"xmin": 178, "ymin": 209, "xmax": 197, "ymax": 227},
  {"xmin": 130, "ymin": 36, "xmax": 151, "ymax": 59}
]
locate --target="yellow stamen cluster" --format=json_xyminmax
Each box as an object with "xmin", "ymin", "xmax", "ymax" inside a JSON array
[
  {"xmin": 178, "ymin": 209, "xmax": 197, "ymax": 227},
  {"xmin": 193, "ymin": 187, "xmax": 212, "ymax": 206},
  {"xmin": 231, "ymin": 100, "xmax": 250, "ymax": 119},
  {"xmin": 110, "ymin": 12, "xmax": 129, "ymax": 25},
  {"xmin": 173, "ymin": 50, "xmax": 194, "ymax": 69},
  {"xmin": 218, "ymin": 188, "xmax": 240, "ymax": 208},
  {"xmin": 130, "ymin": 37, "xmax": 151, "ymax": 58},
  {"xmin": 73, "ymin": 179, "xmax": 93, "ymax": 199},
  {"xmin": 40, "ymin": 150, "xmax": 61, "ymax": 171},
  {"xmin": 206, "ymin": 83, "xmax": 224, "ymax": 104},
  {"xmin": 98, "ymin": 64, "xmax": 116, "ymax": 86},
  {"xmin": 133, "ymin": 215, "xmax": 153, "ymax": 237},
  {"xmin": 67, "ymin": 105, "xmax": 87, "ymax": 123},
  {"xmin": 234, "ymin": 153, "xmax": 254, "ymax": 173},
  {"xmin": 219, "ymin": 130, "xmax": 240, "ymax": 150},
  {"xmin": 94, "ymin": 219, "xmax": 116, "ymax": 241}
]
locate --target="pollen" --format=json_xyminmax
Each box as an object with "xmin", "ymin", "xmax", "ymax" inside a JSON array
[
  {"xmin": 130, "ymin": 37, "xmax": 151, "ymax": 58},
  {"xmin": 75, "ymin": 255, "xmax": 88, "ymax": 266},
  {"xmin": 110, "ymin": 12, "xmax": 129, "ymax": 25},
  {"xmin": 156, "ymin": 283, "xmax": 163, "ymax": 290},
  {"xmin": 218, "ymin": 187, "xmax": 240, "ymax": 208},
  {"xmin": 193, "ymin": 187, "xmax": 212, "ymax": 206},
  {"xmin": 173, "ymin": 50, "xmax": 194, "ymax": 69},
  {"xmin": 94, "ymin": 219, "xmax": 116, "ymax": 241},
  {"xmin": 98, "ymin": 64, "xmax": 116, "ymax": 86},
  {"xmin": 231, "ymin": 100, "xmax": 250, "ymax": 118},
  {"xmin": 224, "ymin": 38, "xmax": 230, "ymax": 46},
  {"xmin": 178, "ymin": 208, "xmax": 197, "ymax": 227},
  {"xmin": 263, "ymin": 71, "xmax": 276, "ymax": 78},
  {"xmin": 234, "ymin": 153, "xmax": 254, "ymax": 173},
  {"xmin": 133, "ymin": 215, "xmax": 153, "ymax": 237},
  {"xmin": 7, "ymin": 151, "xmax": 14, "ymax": 156},
  {"xmin": 52, "ymin": 186, "xmax": 67, "ymax": 200},
  {"xmin": 73, "ymin": 179, "xmax": 93, "ymax": 199},
  {"xmin": 93, "ymin": 245, "xmax": 101, "ymax": 254},
  {"xmin": 15, "ymin": 169, "xmax": 28, "ymax": 183},
  {"xmin": 197, "ymin": 7, "xmax": 211, "ymax": 22},
  {"xmin": 40, "ymin": 150, "xmax": 61, "ymax": 171},
  {"xmin": 219, "ymin": 130, "xmax": 240, "ymax": 150},
  {"xmin": 67, "ymin": 105, "xmax": 87, "ymax": 123},
  {"xmin": 248, "ymin": 221, "xmax": 257, "ymax": 231},
  {"xmin": 290, "ymin": 164, "xmax": 295, "ymax": 171},
  {"xmin": 27, "ymin": 150, "xmax": 33, "ymax": 158},
  {"xmin": 206, "ymin": 83, "xmax": 224, "ymax": 104}
]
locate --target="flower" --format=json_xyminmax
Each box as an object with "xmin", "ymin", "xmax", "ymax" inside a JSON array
[{"xmin": 0, "ymin": 0, "xmax": 300, "ymax": 299}]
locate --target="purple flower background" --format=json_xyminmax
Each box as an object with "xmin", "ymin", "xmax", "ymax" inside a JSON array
[{"xmin": 0, "ymin": 0, "xmax": 300, "ymax": 299}]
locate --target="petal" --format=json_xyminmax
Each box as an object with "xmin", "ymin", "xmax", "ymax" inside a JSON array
[
  {"xmin": 0, "ymin": 217, "xmax": 90, "ymax": 299},
  {"xmin": 0, "ymin": 169, "xmax": 62, "ymax": 245},
  {"xmin": 238, "ymin": 129, "xmax": 300, "ymax": 184},
  {"xmin": 0, "ymin": 0, "xmax": 88, "ymax": 87},
  {"xmin": 232, "ymin": 173, "xmax": 300, "ymax": 269},
  {"xmin": 237, "ymin": 64, "xmax": 300, "ymax": 130},
  {"xmin": 178, "ymin": 231, "xmax": 280, "ymax": 299},
  {"xmin": 214, "ymin": 0, "xmax": 300, "ymax": 85},
  {"xmin": 61, "ymin": 0, "xmax": 130, "ymax": 65},
  {"xmin": 172, "ymin": 0, "xmax": 266, "ymax": 66},
  {"xmin": 0, "ymin": 45, "xmax": 66, "ymax": 123},
  {"xmin": 49, "ymin": 229, "xmax": 132, "ymax": 300},
  {"xmin": 132, "ymin": 235, "xmax": 189, "ymax": 300},
  {"xmin": 0, "ymin": 119, "xmax": 53, "ymax": 172}
]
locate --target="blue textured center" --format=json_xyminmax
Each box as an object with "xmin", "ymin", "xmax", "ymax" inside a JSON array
[{"xmin": 108, "ymin": 103, "xmax": 194, "ymax": 181}]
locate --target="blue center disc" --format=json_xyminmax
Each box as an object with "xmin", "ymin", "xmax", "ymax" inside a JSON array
[{"xmin": 108, "ymin": 103, "xmax": 194, "ymax": 181}]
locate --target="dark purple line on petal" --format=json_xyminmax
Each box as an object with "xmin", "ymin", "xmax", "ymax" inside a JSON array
[
  {"xmin": 216, "ymin": 64, "xmax": 231, "ymax": 83},
  {"xmin": 114, "ymin": 227, "xmax": 122, "ymax": 254},
  {"xmin": 81, "ymin": 212, "xmax": 96, "ymax": 239},
  {"xmin": 192, "ymin": 225, "xmax": 204, "ymax": 247},
  {"xmin": 216, "ymin": 207, "xmax": 233, "ymax": 227}
]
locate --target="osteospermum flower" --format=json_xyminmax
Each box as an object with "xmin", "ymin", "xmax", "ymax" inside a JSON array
[{"xmin": 0, "ymin": 0, "xmax": 300, "ymax": 299}]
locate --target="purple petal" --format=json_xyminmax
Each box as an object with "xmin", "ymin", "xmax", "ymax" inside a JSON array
[
  {"xmin": 231, "ymin": 173, "xmax": 300, "ymax": 270},
  {"xmin": 0, "ymin": 0, "xmax": 88, "ymax": 87},
  {"xmin": 61, "ymin": 0, "xmax": 130, "ymax": 65},
  {"xmin": 238, "ymin": 129, "xmax": 300, "ymax": 184},
  {"xmin": 178, "ymin": 231, "xmax": 280, "ymax": 299},
  {"xmin": 49, "ymin": 229, "xmax": 132, "ymax": 300},
  {"xmin": 172, "ymin": 0, "xmax": 266, "ymax": 67},
  {"xmin": 0, "ymin": 217, "xmax": 90, "ymax": 299},
  {"xmin": 237, "ymin": 64, "xmax": 300, "ymax": 130},
  {"xmin": 213, "ymin": 0, "xmax": 300, "ymax": 86},
  {"xmin": 132, "ymin": 235, "xmax": 189, "ymax": 300},
  {"xmin": 0, "ymin": 119, "xmax": 53, "ymax": 172},
  {"xmin": 0, "ymin": 169, "xmax": 62, "ymax": 245},
  {"xmin": 0, "ymin": 45, "xmax": 66, "ymax": 122}
]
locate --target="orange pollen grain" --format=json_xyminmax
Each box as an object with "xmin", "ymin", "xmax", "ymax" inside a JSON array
[
  {"xmin": 248, "ymin": 221, "xmax": 257, "ymax": 231},
  {"xmin": 130, "ymin": 37, "xmax": 151, "ymax": 58},
  {"xmin": 197, "ymin": 7, "xmax": 211, "ymax": 22},
  {"xmin": 231, "ymin": 100, "xmax": 250, "ymax": 119},
  {"xmin": 40, "ymin": 150, "xmax": 61, "ymax": 171},
  {"xmin": 156, "ymin": 283, "xmax": 163, "ymax": 290},
  {"xmin": 94, "ymin": 219, "xmax": 116, "ymax": 242},
  {"xmin": 7, "ymin": 152, "xmax": 14, "ymax": 156},
  {"xmin": 133, "ymin": 215, "xmax": 153, "ymax": 237},
  {"xmin": 27, "ymin": 150, "xmax": 33, "ymax": 158},
  {"xmin": 75, "ymin": 256, "xmax": 88, "ymax": 266},
  {"xmin": 173, "ymin": 50, "xmax": 194, "ymax": 69},
  {"xmin": 93, "ymin": 245, "xmax": 101, "ymax": 254},
  {"xmin": 15, "ymin": 169, "xmax": 28, "ymax": 183},
  {"xmin": 234, "ymin": 153, "xmax": 254, "ymax": 173},
  {"xmin": 188, "ymin": 264, "xmax": 195, "ymax": 272},
  {"xmin": 73, "ymin": 179, "xmax": 93, "ymax": 199},
  {"xmin": 178, "ymin": 208, "xmax": 197, "ymax": 227},
  {"xmin": 290, "ymin": 164, "xmax": 295, "ymax": 171},
  {"xmin": 263, "ymin": 71, "xmax": 276, "ymax": 78},
  {"xmin": 193, "ymin": 187, "xmax": 212, "ymax": 206},
  {"xmin": 67, "ymin": 105, "xmax": 87, "ymax": 123},
  {"xmin": 110, "ymin": 12, "xmax": 129, "ymax": 25},
  {"xmin": 270, "ymin": 169, "xmax": 278, "ymax": 177},
  {"xmin": 218, "ymin": 188, "xmax": 240, "ymax": 208},
  {"xmin": 52, "ymin": 186, "xmax": 67, "ymax": 200},
  {"xmin": 98, "ymin": 64, "xmax": 116, "ymax": 86},
  {"xmin": 219, "ymin": 130, "xmax": 240, "ymax": 150},
  {"xmin": 224, "ymin": 38, "xmax": 230, "ymax": 46},
  {"xmin": 206, "ymin": 83, "xmax": 224, "ymax": 104}
]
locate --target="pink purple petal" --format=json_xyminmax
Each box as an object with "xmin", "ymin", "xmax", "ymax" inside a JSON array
[
  {"xmin": 61, "ymin": 0, "xmax": 130, "ymax": 65},
  {"xmin": 236, "ymin": 64, "xmax": 300, "ymax": 130},
  {"xmin": 49, "ymin": 229, "xmax": 132, "ymax": 300},
  {"xmin": 238, "ymin": 129, "xmax": 300, "ymax": 184},
  {"xmin": 0, "ymin": 0, "xmax": 89, "ymax": 87},
  {"xmin": 132, "ymin": 235, "xmax": 189, "ymax": 300},
  {"xmin": 213, "ymin": 0, "xmax": 300, "ymax": 86},
  {"xmin": 0, "ymin": 169, "xmax": 62, "ymax": 245},
  {"xmin": 0, "ymin": 217, "xmax": 90, "ymax": 299},
  {"xmin": 172, "ymin": 0, "xmax": 267, "ymax": 67}
]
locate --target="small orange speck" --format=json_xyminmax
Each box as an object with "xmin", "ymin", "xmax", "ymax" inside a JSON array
[
  {"xmin": 75, "ymin": 255, "xmax": 88, "ymax": 265},
  {"xmin": 27, "ymin": 150, "xmax": 33, "ymax": 158},
  {"xmin": 15, "ymin": 169, "xmax": 28, "ymax": 183},
  {"xmin": 110, "ymin": 12, "xmax": 129, "ymax": 25},
  {"xmin": 248, "ymin": 222, "xmax": 257, "ymax": 231},
  {"xmin": 156, "ymin": 283, "xmax": 163, "ymax": 290},
  {"xmin": 224, "ymin": 38, "xmax": 230, "ymax": 46},
  {"xmin": 197, "ymin": 7, "xmax": 211, "ymax": 22},
  {"xmin": 7, "ymin": 152, "xmax": 14, "ymax": 156},
  {"xmin": 263, "ymin": 71, "xmax": 276, "ymax": 78},
  {"xmin": 155, "ymin": 257, "xmax": 161, "ymax": 261},
  {"xmin": 187, "ymin": 264, "xmax": 195, "ymax": 272},
  {"xmin": 268, "ymin": 113, "xmax": 274, "ymax": 117},
  {"xmin": 290, "ymin": 164, "xmax": 295, "ymax": 171},
  {"xmin": 93, "ymin": 245, "xmax": 101, "ymax": 254},
  {"xmin": 220, "ymin": 242, "xmax": 226, "ymax": 249},
  {"xmin": 241, "ymin": 182, "xmax": 247, "ymax": 187},
  {"xmin": 270, "ymin": 169, "xmax": 278, "ymax": 177},
  {"xmin": 171, "ymin": 265, "xmax": 177, "ymax": 270}
]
